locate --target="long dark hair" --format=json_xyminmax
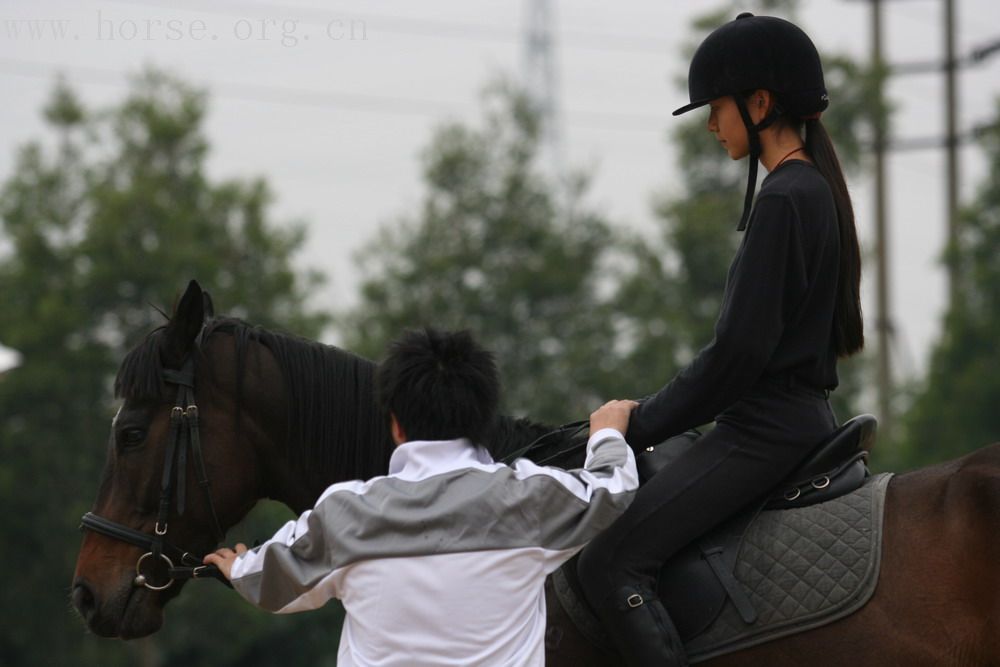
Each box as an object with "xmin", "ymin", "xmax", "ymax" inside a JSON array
[
  {"xmin": 803, "ymin": 118, "xmax": 864, "ymax": 357},
  {"xmin": 769, "ymin": 111, "xmax": 865, "ymax": 358}
]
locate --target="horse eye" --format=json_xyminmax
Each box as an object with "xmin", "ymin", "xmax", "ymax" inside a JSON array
[{"xmin": 120, "ymin": 428, "xmax": 147, "ymax": 447}]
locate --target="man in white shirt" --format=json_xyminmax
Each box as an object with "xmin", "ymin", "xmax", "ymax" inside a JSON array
[{"xmin": 206, "ymin": 327, "xmax": 639, "ymax": 666}]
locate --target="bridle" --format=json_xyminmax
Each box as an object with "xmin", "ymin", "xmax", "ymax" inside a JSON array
[{"xmin": 80, "ymin": 334, "xmax": 231, "ymax": 591}]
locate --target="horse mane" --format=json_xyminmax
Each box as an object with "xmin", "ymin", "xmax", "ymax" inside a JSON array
[
  {"xmin": 115, "ymin": 318, "xmax": 393, "ymax": 491},
  {"xmin": 114, "ymin": 316, "xmax": 570, "ymax": 493}
]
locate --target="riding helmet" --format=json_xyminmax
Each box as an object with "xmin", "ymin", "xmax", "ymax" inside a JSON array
[{"xmin": 675, "ymin": 13, "xmax": 829, "ymax": 230}]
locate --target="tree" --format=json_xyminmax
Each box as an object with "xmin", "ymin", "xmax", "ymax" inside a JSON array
[
  {"xmin": 898, "ymin": 100, "xmax": 1000, "ymax": 467},
  {"xmin": 0, "ymin": 71, "xmax": 334, "ymax": 667},
  {"xmin": 341, "ymin": 80, "xmax": 620, "ymax": 425}
]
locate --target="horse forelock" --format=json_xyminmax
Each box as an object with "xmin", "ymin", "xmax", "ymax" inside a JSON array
[{"xmin": 114, "ymin": 326, "xmax": 171, "ymax": 401}]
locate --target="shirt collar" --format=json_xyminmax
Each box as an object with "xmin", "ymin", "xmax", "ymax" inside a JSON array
[{"xmin": 387, "ymin": 438, "xmax": 495, "ymax": 481}]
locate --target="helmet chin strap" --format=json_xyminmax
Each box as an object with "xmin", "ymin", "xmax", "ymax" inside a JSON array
[{"xmin": 733, "ymin": 95, "xmax": 779, "ymax": 231}]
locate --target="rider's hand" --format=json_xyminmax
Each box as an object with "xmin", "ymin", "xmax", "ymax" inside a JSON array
[
  {"xmin": 589, "ymin": 400, "xmax": 639, "ymax": 435},
  {"xmin": 203, "ymin": 543, "xmax": 248, "ymax": 581}
]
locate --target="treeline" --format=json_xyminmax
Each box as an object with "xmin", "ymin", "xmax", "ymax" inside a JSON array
[{"xmin": 2, "ymin": 4, "xmax": 998, "ymax": 666}]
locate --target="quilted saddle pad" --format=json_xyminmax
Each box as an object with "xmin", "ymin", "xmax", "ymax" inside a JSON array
[{"xmin": 685, "ymin": 472, "xmax": 893, "ymax": 662}]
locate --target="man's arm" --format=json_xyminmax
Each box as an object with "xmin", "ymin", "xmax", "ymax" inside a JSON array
[
  {"xmin": 504, "ymin": 400, "xmax": 639, "ymax": 570},
  {"xmin": 202, "ymin": 477, "xmax": 377, "ymax": 614}
]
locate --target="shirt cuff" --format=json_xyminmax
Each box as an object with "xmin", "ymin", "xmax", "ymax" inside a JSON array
[
  {"xmin": 229, "ymin": 548, "xmax": 260, "ymax": 581},
  {"xmin": 588, "ymin": 427, "xmax": 625, "ymax": 448}
]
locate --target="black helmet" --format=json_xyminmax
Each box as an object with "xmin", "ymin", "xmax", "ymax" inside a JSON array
[
  {"xmin": 674, "ymin": 13, "xmax": 828, "ymax": 118},
  {"xmin": 675, "ymin": 13, "xmax": 828, "ymax": 230}
]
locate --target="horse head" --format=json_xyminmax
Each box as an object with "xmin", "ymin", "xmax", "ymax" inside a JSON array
[
  {"xmin": 71, "ymin": 280, "xmax": 271, "ymax": 638},
  {"xmin": 71, "ymin": 281, "xmax": 553, "ymax": 641}
]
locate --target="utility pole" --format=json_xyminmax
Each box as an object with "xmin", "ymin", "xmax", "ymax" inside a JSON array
[
  {"xmin": 871, "ymin": 0, "xmax": 894, "ymax": 441},
  {"xmin": 943, "ymin": 0, "xmax": 960, "ymax": 306},
  {"xmin": 847, "ymin": 0, "xmax": 1000, "ymax": 439},
  {"xmin": 522, "ymin": 0, "xmax": 565, "ymax": 185}
]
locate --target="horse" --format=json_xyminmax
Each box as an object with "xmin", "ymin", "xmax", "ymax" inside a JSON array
[{"xmin": 73, "ymin": 282, "xmax": 1000, "ymax": 665}]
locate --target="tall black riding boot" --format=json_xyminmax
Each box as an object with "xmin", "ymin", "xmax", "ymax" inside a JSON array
[{"xmin": 599, "ymin": 585, "xmax": 688, "ymax": 667}]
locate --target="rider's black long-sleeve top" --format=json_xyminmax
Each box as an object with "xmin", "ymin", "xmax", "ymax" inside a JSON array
[{"xmin": 626, "ymin": 160, "xmax": 842, "ymax": 451}]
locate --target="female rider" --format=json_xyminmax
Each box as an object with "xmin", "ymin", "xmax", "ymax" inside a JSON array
[{"xmin": 577, "ymin": 13, "xmax": 864, "ymax": 666}]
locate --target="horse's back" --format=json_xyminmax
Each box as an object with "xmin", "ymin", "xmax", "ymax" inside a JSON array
[
  {"xmin": 700, "ymin": 446, "xmax": 1000, "ymax": 665},
  {"xmin": 546, "ymin": 442, "xmax": 1000, "ymax": 666},
  {"xmin": 841, "ymin": 443, "xmax": 1000, "ymax": 665}
]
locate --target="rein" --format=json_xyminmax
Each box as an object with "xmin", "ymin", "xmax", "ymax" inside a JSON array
[
  {"xmin": 500, "ymin": 420, "xmax": 589, "ymax": 467},
  {"xmin": 80, "ymin": 330, "xmax": 231, "ymax": 591}
]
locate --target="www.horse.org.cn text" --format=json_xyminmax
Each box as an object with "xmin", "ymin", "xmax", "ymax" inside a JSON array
[{"xmin": 2, "ymin": 11, "xmax": 370, "ymax": 47}]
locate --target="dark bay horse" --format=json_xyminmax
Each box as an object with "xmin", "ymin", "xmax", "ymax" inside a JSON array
[{"xmin": 73, "ymin": 283, "xmax": 1000, "ymax": 665}]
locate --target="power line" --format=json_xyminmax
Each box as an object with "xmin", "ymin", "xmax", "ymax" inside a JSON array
[
  {"xmin": 891, "ymin": 36, "xmax": 1000, "ymax": 75},
  {"xmin": 523, "ymin": 0, "xmax": 564, "ymax": 182},
  {"xmin": 885, "ymin": 120, "xmax": 1000, "ymax": 151},
  {"xmin": 111, "ymin": 0, "xmax": 671, "ymax": 56},
  {"xmin": 0, "ymin": 56, "xmax": 668, "ymax": 133}
]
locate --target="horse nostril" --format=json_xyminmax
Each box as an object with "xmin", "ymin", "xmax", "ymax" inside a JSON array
[{"xmin": 72, "ymin": 580, "xmax": 97, "ymax": 620}]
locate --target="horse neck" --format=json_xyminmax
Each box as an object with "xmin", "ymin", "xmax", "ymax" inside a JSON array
[
  {"xmin": 217, "ymin": 323, "xmax": 566, "ymax": 513},
  {"xmin": 485, "ymin": 416, "xmax": 562, "ymax": 462},
  {"xmin": 219, "ymin": 327, "xmax": 394, "ymax": 514}
]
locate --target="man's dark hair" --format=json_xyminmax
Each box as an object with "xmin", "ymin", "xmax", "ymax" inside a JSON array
[{"xmin": 376, "ymin": 328, "xmax": 500, "ymax": 445}]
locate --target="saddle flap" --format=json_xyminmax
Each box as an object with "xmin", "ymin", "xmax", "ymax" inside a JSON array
[
  {"xmin": 554, "ymin": 475, "xmax": 893, "ymax": 660},
  {"xmin": 657, "ymin": 508, "xmax": 758, "ymax": 640}
]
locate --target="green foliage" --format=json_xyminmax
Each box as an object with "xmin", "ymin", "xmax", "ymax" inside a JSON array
[
  {"xmin": 344, "ymin": 3, "xmax": 888, "ymax": 437},
  {"xmin": 0, "ymin": 5, "xmax": 914, "ymax": 661},
  {"xmin": 341, "ymin": 80, "xmax": 619, "ymax": 424},
  {"xmin": 0, "ymin": 70, "xmax": 330, "ymax": 667},
  {"xmin": 899, "ymin": 99, "xmax": 1000, "ymax": 467}
]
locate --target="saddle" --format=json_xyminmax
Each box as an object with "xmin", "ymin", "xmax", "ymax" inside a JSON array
[{"xmin": 560, "ymin": 414, "xmax": 879, "ymax": 645}]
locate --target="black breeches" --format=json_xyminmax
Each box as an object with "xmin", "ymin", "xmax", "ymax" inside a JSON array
[{"xmin": 577, "ymin": 396, "xmax": 836, "ymax": 607}]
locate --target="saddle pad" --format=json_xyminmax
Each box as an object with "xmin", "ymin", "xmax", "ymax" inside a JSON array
[
  {"xmin": 685, "ymin": 472, "xmax": 893, "ymax": 662},
  {"xmin": 552, "ymin": 473, "xmax": 893, "ymax": 662}
]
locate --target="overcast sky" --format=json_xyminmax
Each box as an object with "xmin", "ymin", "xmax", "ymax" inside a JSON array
[{"xmin": 1, "ymin": 0, "xmax": 998, "ymax": 381}]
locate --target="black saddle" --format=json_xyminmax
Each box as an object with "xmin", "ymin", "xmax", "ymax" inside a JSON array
[{"xmin": 574, "ymin": 414, "xmax": 878, "ymax": 644}]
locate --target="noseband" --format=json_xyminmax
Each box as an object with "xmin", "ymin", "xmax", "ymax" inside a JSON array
[{"xmin": 80, "ymin": 337, "xmax": 231, "ymax": 590}]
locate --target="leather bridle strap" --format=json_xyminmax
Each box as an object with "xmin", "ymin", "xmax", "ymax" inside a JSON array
[
  {"xmin": 79, "ymin": 329, "xmax": 231, "ymax": 590},
  {"xmin": 162, "ymin": 360, "xmax": 224, "ymax": 542},
  {"xmin": 79, "ymin": 512, "xmax": 231, "ymax": 586}
]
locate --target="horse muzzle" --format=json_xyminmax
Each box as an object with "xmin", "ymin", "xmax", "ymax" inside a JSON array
[{"xmin": 71, "ymin": 574, "xmax": 166, "ymax": 639}]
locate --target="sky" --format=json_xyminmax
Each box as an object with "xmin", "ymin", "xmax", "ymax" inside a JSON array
[{"xmin": 0, "ymin": 0, "xmax": 998, "ymax": 383}]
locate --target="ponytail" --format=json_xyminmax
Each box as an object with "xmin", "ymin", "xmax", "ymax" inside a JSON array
[{"xmin": 804, "ymin": 118, "xmax": 864, "ymax": 357}]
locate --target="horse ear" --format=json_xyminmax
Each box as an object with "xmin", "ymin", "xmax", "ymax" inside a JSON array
[
  {"xmin": 202, "ymin": 290, "xmax": 215, "ymax": 319},
  {"xmin": 164, "ymin": 280, "xmax": 205, "ymax": 362}
]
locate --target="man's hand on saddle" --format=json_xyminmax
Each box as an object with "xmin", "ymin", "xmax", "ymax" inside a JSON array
[
  {"xmin": 590, "ymin": 399, "xmax": 639, "ymax": 435},
  {"xmin": 203, "ymin": 542, "xmax": 248, "ymax": 581}
]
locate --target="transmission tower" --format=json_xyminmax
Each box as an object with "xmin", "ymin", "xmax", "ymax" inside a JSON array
[{"xmin": 522, "ymin": 0, "xmax": 565, "ymax": 185}]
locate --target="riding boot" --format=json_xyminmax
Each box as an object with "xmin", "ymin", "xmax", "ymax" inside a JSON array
[{"xmin": 598, "ymin": 585, "xmax": 688, "ymax": 667}]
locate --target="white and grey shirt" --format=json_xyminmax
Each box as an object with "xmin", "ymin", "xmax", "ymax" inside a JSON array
[{"xmin": 230, "ymin": 427, "xmax": 638, "ymax": 666}]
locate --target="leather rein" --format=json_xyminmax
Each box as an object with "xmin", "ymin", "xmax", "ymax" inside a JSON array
[{"xmin": 80, "ymin": 335, "xmax": 231, "ymax": 590}]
